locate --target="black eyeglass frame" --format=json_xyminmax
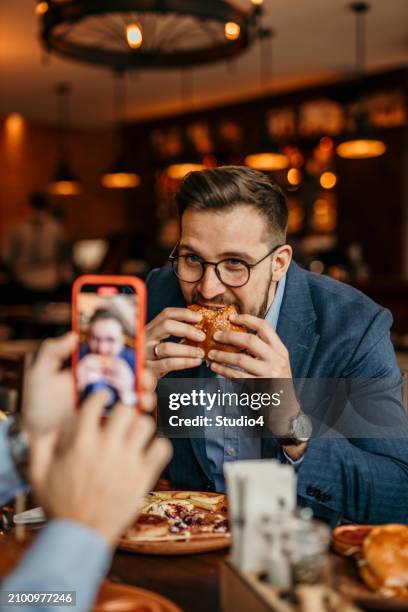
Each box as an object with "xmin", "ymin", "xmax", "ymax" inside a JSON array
[{"xmin": 169, "ymin": 242, "xmax": 284, "ymax": 288}]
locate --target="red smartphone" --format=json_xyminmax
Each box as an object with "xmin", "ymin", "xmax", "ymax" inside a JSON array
[{"xmin": 72, "ymin": 275, "xmax": 146, "ymax": 414}]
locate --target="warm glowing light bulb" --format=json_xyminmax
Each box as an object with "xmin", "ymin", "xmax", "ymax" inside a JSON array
[
  {"xmin": 101, "ymin": 172, "xmax": 141, "ymax": 189},
  {"xmin": 167, "ymin": 163, "xmax": 206, "ymax": 180},
  {"xmin": 287, "ymin": 168, "xmax": 302, "ymax": 186},
  {"xmin": 245, "ymin": 152, "xmax": 289, "ymax": 171},
  {"xmin": 336, "ymin": 139, "xmax": 386, "ymax": 159},
  {"xmin": 320, "ymin": 171, "xmax": 337, "ymax": 189},
  {"xmin": 250, "ymin": 0, "xmax": 264, "ymax": 5},
  {"xmin": 48, "ymin": 181, "xmax": 81, "ymax": 196},
  {"xmin": 225, "ymin": 22, "xmax": 240, "ymax": 41},
  {"xmin": 126, "ymin": 23, "xmax": 143, "ymax": 49},
  {"xmin": 5, "ymin": 113, "xmax": 25, "ymax": 142},
  {"xmin": 35, "ymin": 2, "xmax": 48, "ymax": 15}
]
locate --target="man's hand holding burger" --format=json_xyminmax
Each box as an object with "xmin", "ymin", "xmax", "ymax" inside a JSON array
[
  {"xmin": 207, "ymin": 313, "xmax": 291, "ymax": 379},
  {"xmin": 146, "ymin": 307, "xmax": 205, "ymax": 379}
]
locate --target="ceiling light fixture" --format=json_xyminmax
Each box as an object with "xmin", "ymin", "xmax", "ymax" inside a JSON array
[
  {"xmin": 166, "ymin": 71, "xmax": 206, "ymax": 180},
  {"xmin": 167, "ymin": 163, "xmax": 208, "ymax": 181},
  {"xmin": 39, "ymin": 0, "xmax": 260, "ymax": 70},
  {"xmin": 101, "ymin": 71, "xmax": 140, "ymax": 189},
  {"xmin": 48, "ymin": 83, "xmax": 81, "ymax": 196},
  {"xmin": 337, "ymin": 137, "xmax": 385, "ymax": 159},
  {"xmin": 336, "ymin": 2, "xmax": 386, "ymax": 160},
  {"xmin": 245, "ymin": 29, "xmax": 289, "ymax": 172},
  {"xmin": 246, "ymin": 151, "xmax": 289, "ymax": 172},
  {"xmin": 4, "ymin": 113, "xmax": 25, "ymax": 141}
]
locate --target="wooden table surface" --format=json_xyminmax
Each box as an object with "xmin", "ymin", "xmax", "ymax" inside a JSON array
[
  {"xmin": 1, "ymin": 531, "xmax": 392, "ymax": 611},
  {"xmin": 110, "ymin": 549, "xmax": 227, "ymax": 612}
]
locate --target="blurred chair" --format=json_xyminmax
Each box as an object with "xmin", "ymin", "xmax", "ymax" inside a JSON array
[
  {"xmin": 0, "ymin": 354, "xmax": 26, "ymax": 413},
  {"xmin": 0, "ymin": 341, "xmax": 39, "ymax": 414}
]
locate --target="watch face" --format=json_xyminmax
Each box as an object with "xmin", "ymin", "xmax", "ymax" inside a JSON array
[{"xmin": 293, "ymin": 414, "xmax": 313, "ymax": 442}]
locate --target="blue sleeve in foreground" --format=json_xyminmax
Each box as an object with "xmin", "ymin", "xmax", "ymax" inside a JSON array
[
  {"xmin": 1, "ymin": 520, "xmax": 113, "ymax": 612},
  {"xmin": 0, "ymin": 420, "xmax": 26, "ymax": 505}
]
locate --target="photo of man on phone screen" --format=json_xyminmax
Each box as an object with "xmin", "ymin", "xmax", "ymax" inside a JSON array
[{"xmin": 77, "ymin": 306, "xmax": 136, "ymax": 408}]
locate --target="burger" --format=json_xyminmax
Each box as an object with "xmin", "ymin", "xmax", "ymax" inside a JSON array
[
  {"xmin": 359, "ymin": 524, "xmax": 408, "ymax": 598},
  {"xmin": 184, "ymin": 304, "xmax": 246, "ymax": 359}
]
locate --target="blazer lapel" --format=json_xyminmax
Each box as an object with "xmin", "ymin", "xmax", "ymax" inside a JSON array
[{"xmin": 277, "ymin": 263, "xmax": 320, "ymax": 388}]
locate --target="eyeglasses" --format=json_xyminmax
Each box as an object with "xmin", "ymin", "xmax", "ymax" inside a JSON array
[{"xmin": 169, "ymin": 242, "xmax": 283, "ymax": 288}]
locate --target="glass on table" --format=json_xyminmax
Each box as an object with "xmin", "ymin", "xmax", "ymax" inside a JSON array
[
  {"xmin": 282, "ymin": 514, "xmax": 331, "ymax": 585},
  {"xmin": 258, "ymin": 508, "xmax": 331, "ymax": 588}
]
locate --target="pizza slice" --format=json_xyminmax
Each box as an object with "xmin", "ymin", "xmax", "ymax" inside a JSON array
[{"xmin": 126, "ymin": 492, "xmax": 229, "ymax": 541}]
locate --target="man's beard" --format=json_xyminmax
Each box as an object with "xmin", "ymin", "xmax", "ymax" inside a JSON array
[{"xmin": 189, "ymin": 272, "xmax": 273, "ymax": 319}]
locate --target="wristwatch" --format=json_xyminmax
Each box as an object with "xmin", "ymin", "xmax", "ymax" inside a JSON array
[
  {"xmin": 7, "ymin": 416, "xmax": 29, "ymax": 481},
  {"xmin": 278, "ymin": 412, "xmax": 312, "ymax": 446}
]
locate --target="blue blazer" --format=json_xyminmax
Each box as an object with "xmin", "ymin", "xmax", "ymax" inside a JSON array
[{"xmin": 147, "ymin": 262, "xmax": 408, "ymax": 526}]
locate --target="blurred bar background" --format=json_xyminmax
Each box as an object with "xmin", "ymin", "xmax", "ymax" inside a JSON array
[{"xmin": 0, "ymin": 0, "xmax": 407, "ymax": 363}]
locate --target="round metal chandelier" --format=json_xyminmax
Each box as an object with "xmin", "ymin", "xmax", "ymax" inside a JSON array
[{"xmin": 38, "ymin": 0, "xmax": 262, "ymax": 70}]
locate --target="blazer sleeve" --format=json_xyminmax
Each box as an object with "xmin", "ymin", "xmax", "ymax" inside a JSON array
[{"xmin": 296, "ymin": 308, "xmax": 408, "ymax": 525}]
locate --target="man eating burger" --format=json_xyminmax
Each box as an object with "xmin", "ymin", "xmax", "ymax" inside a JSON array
[{"xmin": 146, "ymin": 165, "xmax": 408, "ymax": 526}]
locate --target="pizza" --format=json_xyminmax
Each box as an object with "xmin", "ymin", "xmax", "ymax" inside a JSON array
[{"xmin": 125, "ymin": 491, "xmax": 229, "ymax": 542}]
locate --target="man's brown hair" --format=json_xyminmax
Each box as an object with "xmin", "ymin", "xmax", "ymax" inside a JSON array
[{"xmin": 176, "ymin": 166, "xmax": 288, "ymax": 242}]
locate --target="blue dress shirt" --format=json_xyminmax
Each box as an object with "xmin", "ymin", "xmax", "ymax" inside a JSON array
[
  {"xmin": 204, "ymin": 275, "xmax": 303, "ymax": 492},
  {"xmin": 0, "ymin": 420, "xmax": 112, "ymax": 612}
]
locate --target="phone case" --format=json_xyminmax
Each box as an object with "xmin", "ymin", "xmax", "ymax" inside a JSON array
[{"xmin": 71, "ymin": 274, "xmax": 146, "ymax": 411}]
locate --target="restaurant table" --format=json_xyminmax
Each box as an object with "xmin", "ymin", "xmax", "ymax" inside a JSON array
[
  {"xmin": 110, "ymin": 549, "xmax": 227, "ymax": 612},
  {"xmin": 0, "ymin": 528, "xmax": 386, "ymax": 611},
  {"xmin": 109, "ymin": 551, "xmax": 374, "ymax": 612}
]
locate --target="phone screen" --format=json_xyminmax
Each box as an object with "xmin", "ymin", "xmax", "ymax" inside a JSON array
[{"xmin": 74, "ymin": 282, "xmax": 140, "ymax": 414}]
